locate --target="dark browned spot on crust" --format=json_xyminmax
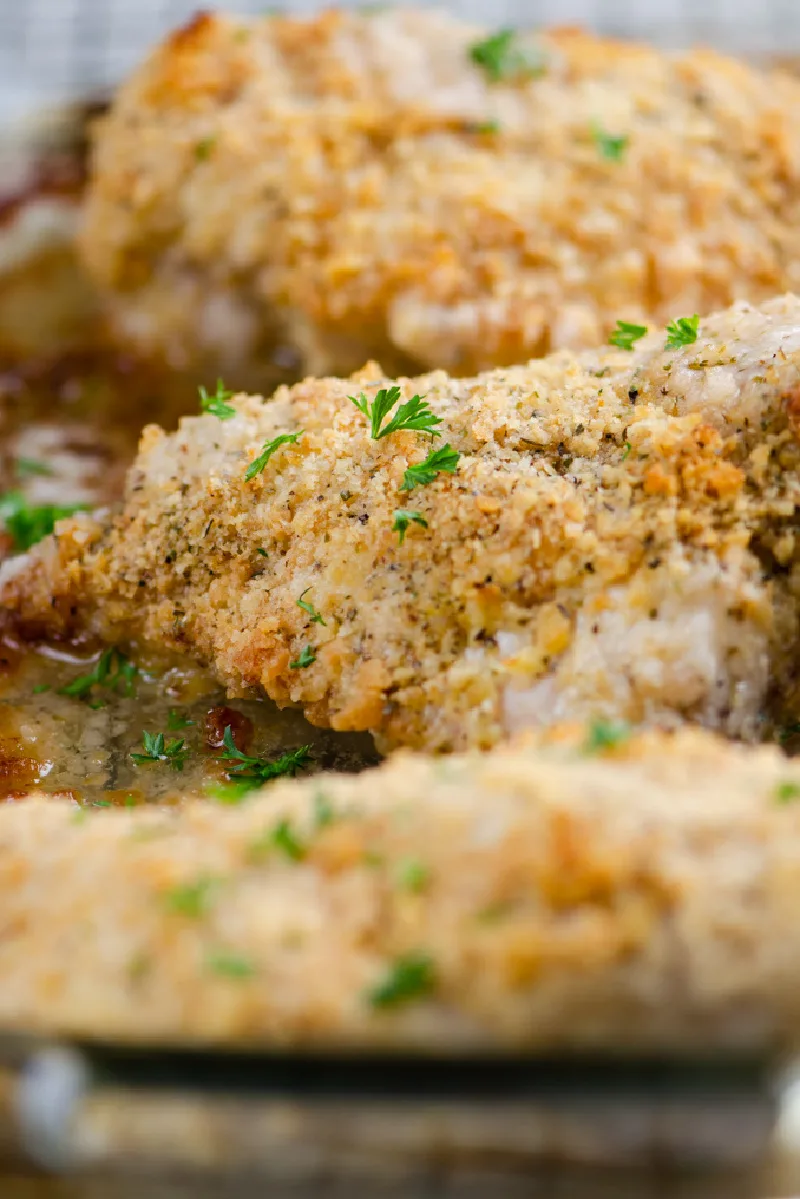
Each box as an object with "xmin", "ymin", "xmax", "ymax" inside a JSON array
[{"xmin": 784, "ymin": 385, "xmax": 800, "ymax": 435}]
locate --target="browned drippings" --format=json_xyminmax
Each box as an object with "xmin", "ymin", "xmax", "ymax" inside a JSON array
[
  {"xmin": 0, "ymin": 634, "xmax": 377, "ymax": 808},
  {"xmin": 203, "ymin": 705, "xmax": 254, "ymax": 751}
]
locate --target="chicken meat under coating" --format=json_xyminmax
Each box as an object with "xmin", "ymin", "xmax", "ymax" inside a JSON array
[
  {"xmin": 2, "ymin": 727, "xmax": 800, "ymax": 1053},
  {"xmin": 5, "ymin": 295, "xmax": 800, "ymax": 753},
  {"xmin": 81, "ymin": 8, "xmax": 800, "ymax": 384}
]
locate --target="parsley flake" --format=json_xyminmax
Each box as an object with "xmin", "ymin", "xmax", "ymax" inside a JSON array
[
  {"xmin": 205, "ymin": 779, "xmax": 254, "ymax": 805},
  {"xmin": 392, "ymin": 509, "xmax": 428, "ymax": 545},
  {"xmin": 220, "ymin": 725, "xmax": 311, "ymax": 784},
  {"xmin": 314, "ymin": 790, "xmax": 335, "ymax": 828},
  {"xmin": 244, "ymin": 431, "xmax": 304, "ymax": 481},
  {"xmin": 0, "ymin": 492, "xmax": 87, "ymax": 552},
  {"xmin": 608, "ymin": 321, "xmax": 647, "ymax": 351},
  {"xmin": 131, "ymin": 730, "xmax": 189, "ymax": 770},
  {"xmin": 665, "ymin": 314, "xmax": 700, "ymax": 349},
  {"xmin": 621, "ymin": 441, "xmax": 632, "ymax": 460},
  {"xmin": 271, "ymin": 818, "xmax": 306, "ymax": 861},
  {"xmin": 297, "ymin": 588, "xmax": 327, "ymax": 626},
  {"xmin": 367, "ymin": 952, "xmax": 436, "ymax": 1008},
  {"xmin": 199, "ymin": 378, "xmax": 236, "ymax": 419},
  {"xmin": 592, "ymin": 123, "xmax": 628, "ymax": 162},
  {"xmin": 206, "ymin": 949, "xmax": 256, "ymax": 979},
  {"xmin": 195, "ymin": 135, "xmax": 217, "ymax": 161},
  {"xmin": 583, "ymin": 718, "xmax": 630, "ymax": 755},
  {"xmin": 167, "ymin": 707, "xmax": 195, "ymax": 731},
  {"xmin": 775, "ymin": 780, "xmax": 800, "ymax": 804},
  {"xmin": 59, "ymin": 647, "xmax": 138, "ymax": 701},
  {"xmin": 349, "ymin": 386, "xmax": 441, "ymax": 440},
  {"xmin": 397, "ymin": 858, "xmax": 430, "ymax": 892},
  {"xmin": 400, "ymin": 443, "xmax": 460, "ymax": 492},
  {"xmin": 469, "ymin": 29, "xmax": 546, "ymax": 83},
  {"xmin": 15, "ymin": 457, "xmax": 53, "ymax": 478},
  {"xmin": 290, "ymin": 645, "xmax": 316, "ymax": 669},
  {"xmin": 163, "ymin": 876, "xmax": 219, "ymax": 918}
]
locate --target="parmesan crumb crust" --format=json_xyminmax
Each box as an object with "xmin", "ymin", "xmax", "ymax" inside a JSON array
[
  {"xmin": 80, "ymin": 10, "xmax": 800, "ymax": 381},
  {"xmin": 4, "ymin": 296, "xmax": 800, "ymax": 752},
  {"xmin": 1, "ymin": 727, "xmax": 800, "ymax": 1053}
]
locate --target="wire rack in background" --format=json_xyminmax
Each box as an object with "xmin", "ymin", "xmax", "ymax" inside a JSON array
[{"xmin": 1, "ymin": 0, "xmax": 799, "ymax": 117}]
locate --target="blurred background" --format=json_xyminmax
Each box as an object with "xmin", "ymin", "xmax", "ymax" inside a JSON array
[{"xmin": 1, "ymin": 0, "xmax": 798, "ymax": 120}]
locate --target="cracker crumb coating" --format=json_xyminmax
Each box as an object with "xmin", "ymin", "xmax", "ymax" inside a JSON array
[
  {"xmin": 1, "ymin": 727, "xmax": 800, "ymax": 1053},
  {"xmin": 81, "ymin": 9, "xmax": 800, "ymax": 380},
  {"xmin": 4, "ymin": 296, "xmax": 800, "ymax": 752}
]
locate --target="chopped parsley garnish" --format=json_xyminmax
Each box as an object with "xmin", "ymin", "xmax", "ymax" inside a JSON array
[
  {"xmin": 392, "ymin": 509, "xmax": 428, "ymax": 545},
  {"xmin": 270, "ymin": 818, "xmax": 306, "ymax": 861},
  {"xmin": 367, "ymin": 952, "xmax": 436, "ymax": 1008},
  {"xmin": 314, "ymin": 790, "xmax": 335, "ymax": 828},
  {"xmin": 775, "ymin": 780, "xmax": 800, "ymax": 804},
  {"xmin": 290, "ymin": 645, "xmax": 316, "ymax": 669},
  {"xmin": 59, "ymin": 647, "xmax": 138, "ymax": 700},
  {"xmin": 621, "ymin": 441, "xmax": 632, "ymax": 460},
  {"xmin": 163, "ymin": 876, "xmax": 219, "ymax": 917},
  {"xmin": 167, "ymin": 707, "xmax": 195, "ymax": 731},
  {"xmin": 199, "ymin": 378, "xmax": 236, "ymax": 419},
  {"xmin": 195, "ymin": 135, "xmax": 217, "ymax": 161},
  {"xmin": 397, "ymin": 858, "xmax": 429, "ymax": 892},
  {"xmin": 349, "ymin": 386, "xmax": 441, "ymax": 440},
  {"xmin": 608, "ymin": 321, "xmax": 647, "ymax": 351},
  {"xmin": 0, "ymin": 492, "xmax": 86, "ymax": 552},
  {"xmin": 583, "ymin": 718, "xmax": 630, "ymax": 755},
  {"xmin": 32, "ymin": 683, "xmax": 50, "ymax": 694},
  {"xmin": 297, "ymin": 588, "xmax": 327, "ymax": 626},
  {"xmin": 244, "ymin": 431, "xmax": 304, "ymax": 481},
  {"xmin": 592, "ymin": 123, "xmax": 628, "ymax": 162},
  {"xmin": 477, "ymin": 900, "xmax": 514, "ymax": 923},
  {"xmin": 220, "ymin": 725, "xmax": 311, "ymax": 783},
  {"xmin": 256, "ymin": 547, "xmax": 268, "ymax": 557},
  {"xmin": 131, "ymin": 730, "xmax": 189, "ymax": 770},
  {"xmin": 664, "ymin": 314, "xmax": 700, "ymax": 349},
  {"xmin": 206, "ymin": 949, "xmax": 256, "ymax": 979},
  {"xmin": 469, "ymin": 29, "xmax": 546, "ymax": 83},
  {"xmin": 205, "ymin": 779, "xmax": 254, "ymax": 805},
  {"xmin": 473, "ymin": 118, "xmax": 500, "ymax": 134},
  {"xmin": 15, "ymin": 457, "xmax": 53, "ymax": 478},
  {"xmin": 400, "ymin": 443, "xmax": 460, "ymax": 492}
]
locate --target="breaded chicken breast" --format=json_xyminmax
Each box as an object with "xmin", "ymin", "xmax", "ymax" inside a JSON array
[
  {"xmin": 2, "ymin": 727, "xmax": 800, "ymax": 1052},
  {"xmin": 4, "ymin": 296, "xmax": 800, "ymax": 752},
  {"xmin": 81, "ymin": 9, "xmax": 800, "ymax": 384}
]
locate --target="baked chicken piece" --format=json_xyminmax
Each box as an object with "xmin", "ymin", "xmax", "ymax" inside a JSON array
[
  {"xmin": 81, "ymin": 8, "xmax": 800, "ymax": 385},
  {"xmin": 1, "ymin": 727, "xmax": 800, "ymax": 1053},
  {"xmin": 4, "ymin": 295, "xmax": 800, "ymax": 753}
]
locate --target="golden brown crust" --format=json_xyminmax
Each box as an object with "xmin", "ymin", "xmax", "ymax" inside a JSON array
[
  {"xmin": 80, "ymin": 9, "xmax": 800, "ymax": 379},
  {"xmin": 4, "ymin": 296, "xmax": 800, "ymax": 752},
  {"xmin": 1, "ymin": 726, "xmax": 800, "ymax": 1052}
]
